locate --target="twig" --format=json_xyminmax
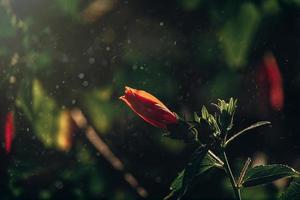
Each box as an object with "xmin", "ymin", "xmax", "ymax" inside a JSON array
[
  {"xmin": 222, "ymin": 150, "xmax": 241, "ymax": 200},
  {"xmin": 225, "ymin": 121, "xmax": 271, "ymax": 146},
  {"xmin": 70, "ymin": 108, "xmax": 148, "ymax": 198},
  {"xmin": 208, "ymin": 150, "xmax": 224, "ymax": 166},
  {"xmin": 237, "ymin": 158, "xmax": 251, "ymax": 188}
]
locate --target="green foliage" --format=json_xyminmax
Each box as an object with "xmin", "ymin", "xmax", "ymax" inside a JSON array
[
  {"xmin": 192, "ymin": 98, "xmax": 239, "ymax": 139},
  {"xmin": 166, "ymin": 147, "xmax": 219, "ymax": 199},
  {"xmin": 25, "ymin": 51, "xmax": 52, "ymax": 72},
  {"xmin": 166, "ymin": 120, "xmax": 198, "ymax": 142},
  {"xmin": 280, "ymin": 178, "xmax": 300, "ymax": 200},
  {"xmin": 242, "ymin": 164, "xmax": 300, "ymax": 187},
  {"xmin": 242, "ymin": 185, "xmax": 272, "ymax": 200},
  {"xmin": 214, "ymin": 98, "xmax": 237, "ymax": 116},
  {"xmin": 262, "ymin": 0, "xmax": 281, "ymax": 15},
  {"xmin": 200, "ymin": 106, "xmax": 220, "ymax": 136},
  {"xmin": 213, "ymin": 98, "xmax": 237, "ymax": 132},
  {"xmin": 0, "ymin": 0, "xmax": 299, "ymax": 199},
  {"xmin": 179, "ymin": 145, "xmax": 209, "ymax": 197},
  {"xmin": 219, "ymin": 2, "xmax": 261, "ymax": 69},
  {"xmin": 165, "ymin": 98, "xmax": 299, "ymax": 200},
  {"xmin": 55, "ymin": 0, "xmax": 80, "ymax": 18},
  {"xmin": 0, "ymin": 6, "xmax": 16, "ymax": 38},
  {"xmin": 81, "ymin": 88, "xmax": 116, "ymax": 134},
  {"xmin": 169, "ymin": 170, "xmax": 184, "ymax": 193},
  {"xmin": 17, "ymin": 79, "xmax": 60, "ymax": 147}
]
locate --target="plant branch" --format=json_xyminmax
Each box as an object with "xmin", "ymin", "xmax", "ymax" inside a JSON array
[
  {"xmin": 222, "ymin": 150, "xmax": 241, "ymax": 200},
  {"xmin": 208, "ymin": 150, "xmax": 224, "ymax": 166},
  {"xmin": 70, "ymin": 108, "xmax": 148, "ymax": 198},
  {"xmin": 225, "ymin": 121, "xmax": 271, "ymax": 147},
  {"xmin": 194, "ymin": 141, "xmax": 224, "ymax": 166},
  {"xmin": 237, "ymin": 158, "xmax": 251, "ymax": 188}
]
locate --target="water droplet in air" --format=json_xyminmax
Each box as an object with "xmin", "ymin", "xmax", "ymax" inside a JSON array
[
  {"xmin": 78, "ymin": 73, "xmax": 85, "ymax": 79},
  {"xmin": 54, "ymin": 181, "xmax": 63, "ymax": 189},
  {"xmin": 89, "ymin": 57, "xmax": 95, "ymax": 64},
  {"xmin": 132, "ymin": 65, "xmax": 138, "ymax": 70},
  {"xmin": 82, "ymin": 81, "xmax": 89, "ymax": 87}
]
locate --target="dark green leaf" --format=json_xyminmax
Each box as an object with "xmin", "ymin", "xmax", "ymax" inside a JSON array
[
  {"xmin": 170, "ymin": 170, "xmax": 184, "ymax": 192},
  {"xmin": 280, "ymin": 178, "xmax": 300, "ymax": 200},
  {"xmin": 166, "ymin": 146, "xmax": 221, "ymax": 199},
  {"xmin": 195, "ymin": 152, "xmax": 220, "ymax": 175},
  {"xmin": 182, "ymin": 145, "xmax": 209, "ymax": 189},
  {"xmin": 164, "ymin": 171, "xmax": 184, "ymax": 200},
  {"xmin": 200, "ymin": 106, "xmax": 220, "ymax": 135},
  {"xmin": 242, "ymin": 164, "xmax": 300, "ymax": 187}
]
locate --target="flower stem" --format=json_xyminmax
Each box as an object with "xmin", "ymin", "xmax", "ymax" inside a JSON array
[
  {"xmin": 208, "ymin": 150, "xmax": 224, "ymax": 166},
  {"xmin": 222, "ymin": 150, "xmax": 241, "ymax": 200}
]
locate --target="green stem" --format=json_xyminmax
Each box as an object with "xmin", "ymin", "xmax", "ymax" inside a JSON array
[
  {"xmin": 208, "ymin": 150, "xmax": 224, "ymax": 166},
  {"xmin": 222, "ymin": 150, "xmax": 241, "ymax": 200}
]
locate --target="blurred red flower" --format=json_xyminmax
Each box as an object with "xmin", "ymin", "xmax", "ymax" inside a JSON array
[
  {"xmin": 257, "ymin": 53, "xmax": 284, "ymax": 111},
  {"xmin": 120, "ymin": 86, "xmax": 178, "ymax": 129},
  {"xmin": 5, "ymin": 111, "xmax": 15, "ymax": 154}
]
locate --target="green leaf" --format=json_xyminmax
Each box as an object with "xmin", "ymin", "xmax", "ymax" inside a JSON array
[
  {"xmin": 280, "ymin": 178, "xmax": 300, "ymax": 200},
  {"xmin": 166, "ymin": 146, "xmax": 220, "ymax": 199},
  {"xmin": 201, "ymin": 106, "xmax": 209, "ymax": 120},
  {"xmin": 170, "ymin": 170, "xmax": 184, "ymax": 192},
  {"xmin": 195, "ymin": 152, "xmax": 220, "ymax": 175},
  {"xmin": 219, "ymin": 2, "xmax": 261, "ymax": 69},
  {"xmin": 17, "ymin": 79, "xmax": 60, "ymax": 147},
  {"xmin": 81, "ymin": 88, "xmax": 115, "ymax": 134},
  {"xmin": 242, "ymin": 164, "xmax": 300, "ymax": 187},
  {"xmin": 182, "ymin": 145, "xmax": 209, "ymax": 190},
  {"xmin": 200, "ymin": 106, "xmax": 220, "ymax": 135},
  {"xmin": 214, "ymin": 98, "xmax": 237, "ymax": 132},
  {"xmin": 32, "ymin": 79, "xmax": 60, "ymax": 147},
  {"xmin": 194, "ymin": 112, "xmax": 201, "ymax": 123}
]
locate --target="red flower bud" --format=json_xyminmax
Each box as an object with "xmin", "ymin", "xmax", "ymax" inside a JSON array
[{"xmin": 120, "ymin": 86, "xmax": 178, "ymax": 129}]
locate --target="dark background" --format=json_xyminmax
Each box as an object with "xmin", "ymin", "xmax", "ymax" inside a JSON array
[{"xmin": 0, "ymin": 0, "xmax": 299, "ymax": 199}]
